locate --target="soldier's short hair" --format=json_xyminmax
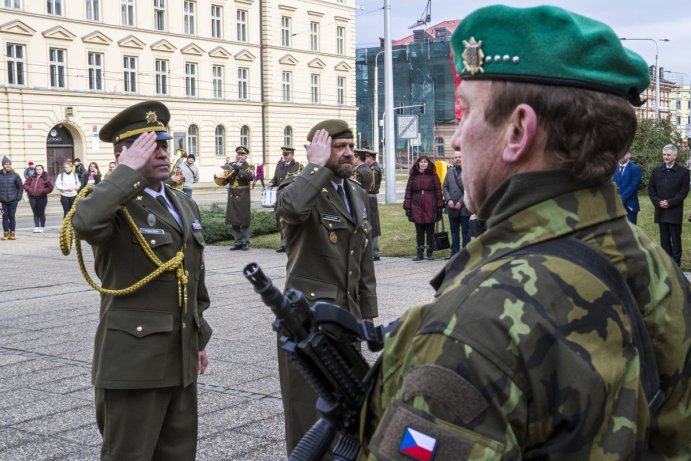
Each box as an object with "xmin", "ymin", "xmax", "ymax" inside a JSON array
[{"xmin": 484, "ymin": 81, "xmax": 636, "ymax": 181}]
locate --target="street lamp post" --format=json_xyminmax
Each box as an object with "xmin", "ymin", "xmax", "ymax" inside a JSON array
[
  {"xmin": 373, "ymin": 50, "xmax": 384, "ymax": 156},
  {"xmin": 620, "ymin": 37, "xmax": 670, "ymax": 121}
]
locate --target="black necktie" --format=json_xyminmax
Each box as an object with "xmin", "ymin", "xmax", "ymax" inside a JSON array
[{"xmin": 156, "ymin": 195, "xmax": 169, "ymax": 210}]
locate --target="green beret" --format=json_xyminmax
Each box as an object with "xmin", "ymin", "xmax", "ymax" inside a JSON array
[
  {"xmin": 100, "ymin": 100, "xmax": 173, "ymax": 143},
  {"xmin": 307, "ymin": 120, "xmax": 353, "ymax": 141},
  {"xmin": 451, "ymin": 5, "xmax": 650, "ymax": 105},
  {"xmin": 280, "ymin": 146, "xmax": 295, "ymax": 153},
  {"xmin": 235, "ymin": 146, "xmax": 249, "ymax": 155}
]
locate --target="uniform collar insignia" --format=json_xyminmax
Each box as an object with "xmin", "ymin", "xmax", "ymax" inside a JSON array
[
  {"xmin": 145, "ymin": 110, "xmax": 158, "ymax": 124},
  {"xmin": 136, "ymin": 195, "xmax": 143, "ymax": 200},
  {"xmin": 321, "ymin": 187, "xmax": 329, "ymax": 193},
  {"xmin": 461, "ymin": 37, "xmax": 484, "ymax": 75}
]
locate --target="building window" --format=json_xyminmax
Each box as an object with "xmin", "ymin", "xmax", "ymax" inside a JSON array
[
  {"xmin": 238, "ymin": 67, "xmax": 248, "ymax": 100},
  {"xmin": 88, "ymin": 52, "xmax": 103, "ymax": 91},
  {"xmin": 215, "ymin": 125, "xmax": 225, "ymax": 156},
  {"xmin": 154, "ymin": 0, "xmax": 166, "ymax": 31},
  {"xmin": 688, "ymin": 115, "xmax": 690, "ymax": 124},
  {"xmin": 123, "ymin": 55, "xmax": 137, "ymax": 93},
  {"xmin": 688, "ymin": 101, "xmax": 691, "ymax": 110},
  {"xmin": 676, "ymin": 100, "xmax": 681, "ymax": 110},
  {"xmin": 281, "ymin": 16, "xmax": 291, "ymax": 47},
  {"xmin": 184, "ymin": 1, "xmax": 196, "ymax": 35},
  {"xmin": 240, "ymin": 125, "xmax": 249, "ymax": 147},
  {"xmin": 6, "ymin": 44, "xmax": 25, "ymax": 86},
  {"xmin": 47, "ymin": 0, "xmax": 62, "ymax": 15},
  {"xmin": 121, "ymin": 0, "xmax": 134, "ymax": 26},
  {"xmin": 212, "ymin": 65, "xmax": 224, "ymax": 99},
  {"xmin": 86, "ymin": 0, "xmax": 100, "ymax": 20},
  {"xmin": 436, "ymin": 137, "xmax": 444, "ymax": 157},
  {"xmin": 187, "ymin": 125, "xmax": 199, "ymax": 155},
  {"xmin": 310, "ymin": 22, "xmax": 319, "ymax": 51},
  {"xmin": 310, "ymin": 74, "xmax": 320, "ymax": 103},
  {"xmin": 337, "ymin": 76, "xmax": 345, "ymax": 105},
  {"xmin": 336, "ymin": 26, "xmax": 345, "ymax": 55},
  {"xmin": 211, "ymin": 5, "xmax": 222, "ymax": 39},
  {"xmin": 676, "ymin": 116, "xmax": 681, "ymax": 127},
  {"xmin": 236, "ymin": 9, "xmax": 247, "ymax": 42},
  {"xmin": 282, "ymin": 71, "xmax": 292, "ymax": 102},
  {"xmin": 155, "ymin": 59, "xmax": 168, "ymax": 95},
  {"xmin": 185, "ymin": 62, "xmax": 197, "ymax": 97},
  {"xmin": 4, "ymin": 0, "xmax": 21, "ymax": 8},
  {"xmin": 49, "ymin": 48, "xmax": 66, "ymax": 88},
  {"xmin": 283, "ymin": 126, "xmax": 293, "ymax": 148}
]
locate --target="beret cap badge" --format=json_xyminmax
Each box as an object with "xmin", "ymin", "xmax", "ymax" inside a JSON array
[{"xmin": 461, "ymin": 37, "xmax": 484, "ymax": 76}]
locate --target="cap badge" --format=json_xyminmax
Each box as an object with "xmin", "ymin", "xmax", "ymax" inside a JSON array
[
  {"xmin": 461, "ymin": 37, "xmax": 485, "ymax": 75},
  {"xmin": 145, "ymin": 111, "xmax": 158, "ymax": 124}
]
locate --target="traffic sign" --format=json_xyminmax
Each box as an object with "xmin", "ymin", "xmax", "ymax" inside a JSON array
[{"xmin": 397, "ymin": 115, "xmax": 418, "ymax": 139}]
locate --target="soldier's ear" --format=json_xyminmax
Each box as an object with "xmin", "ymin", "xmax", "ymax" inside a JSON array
[{"xmin": 501, "ymin": 103, "xmax": 538, "ymax": 164}]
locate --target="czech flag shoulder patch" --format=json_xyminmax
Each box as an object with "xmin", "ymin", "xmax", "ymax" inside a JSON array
[{"xmin": 399, "ymin": 426, "xmax": 437, "ymax": 461}]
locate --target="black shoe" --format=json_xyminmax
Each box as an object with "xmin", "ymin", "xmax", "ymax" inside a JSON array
[
  {"xmin": 242, "ymin": 243, "xmax": 250, "ymax": 251},
  {"xmin": 276, "ymin": 246, "xmax": 286, "ymax": 253},
  {"xmin": 373, "ymin": 256, "xmax": 381, "ymax": 261},
  {"xmin": 229, "ymin": 244, "xmax": 243, "ymax": 251},
  {"xmin": 444, "ymin": 255, "xmax": 452, "ymax": 260}
]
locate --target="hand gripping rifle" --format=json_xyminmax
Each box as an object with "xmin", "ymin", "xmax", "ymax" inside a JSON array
[{"xmin": 244, "ymin": 263, "xmax": 388, "ymax": 461}]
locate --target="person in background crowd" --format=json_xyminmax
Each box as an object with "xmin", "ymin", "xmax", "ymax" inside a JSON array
[
  {"xmin": 0, "ymin": 156, "xmax": 23, "ymax": 240},
  {"xmin": 252, "ymin": 163, "xmax": 265, "ymax": 189},
  {"xmin": 647, "ymin": 144, "xmax": 690, "ymax": 265},
  {"xmin": 403, "ymin": 154, "xmax": 444, "ymax": 261},
  {"xmin": 364, "ymin": 150, "xmax": 383, "ymax": 260},
  {"xmin": 442, "ymin": 150, "xmax": 472, "ymax": 258},
  {"xmin": 275, "ymin": 120, "xmax": 377, "ymax": 454},
  {"xmin": 224, "ymin": 146, "xmax": 254, "ymax": 250},
  {"xmin": 80, "ymin": 162, "xmax": 102, "ymax": 190},
  {"xmin": 359, "ymin": 6, "xmax": 691, "ymax": 459},
  {"xmin": 613, "ymin": 150, "xmax": 641, "ymax": 224},
  {"xmin": 55, "ymin": 161, "xmax": 81, "ymax": 218},
  {"xmin": 23, "ymin": 164, "xmax": 53, "ymax": 233},
  {"xmin": 104, "ymin": 161, "xmax": 117, "ymax": 179},
  {"xmin": 270, "ymin": 147, "xmax": 303, "ymax": 253},
  {"xmin": 170, "ymin": 154, "xmax": 199, "ymax": 198},
  {"xmin": 23, "ymin": 161, "xmax": 35, "ymax": 180},
  {"xmin": 73, "ymin": 157, "xmax": 86, "ymax": 180}
]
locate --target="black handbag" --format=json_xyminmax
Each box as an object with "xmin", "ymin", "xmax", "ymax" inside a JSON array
[{"xmin": 434, "ymin": 214, "xmax": 450, "ymax": 250}]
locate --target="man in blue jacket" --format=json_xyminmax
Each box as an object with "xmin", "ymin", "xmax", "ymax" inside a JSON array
[{"xmin": 613, "ymin": 150, "xmax": 641, "ymax": 223}]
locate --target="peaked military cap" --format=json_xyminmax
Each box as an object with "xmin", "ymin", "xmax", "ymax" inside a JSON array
[
  {"xmin": 235, "ymin": 146, "xmax": 249, "ymax": 155},
  {"xmin": 307, "ymin": 120, "xmax": 354, "ymax": 141},
  {"xmin": 355, "ymin": 148, "xmax": 376, "ymax": 158},
  {"xmin": 451, "ymin": 5, "xmax": 650, "ymax": 106},
  {"xmin": 100, "ymin": 100, "xmax": 173, "ymax": 143},
  {"xmin": 281, "ymin": 146, "xmax": 295, "ymax": 153}
]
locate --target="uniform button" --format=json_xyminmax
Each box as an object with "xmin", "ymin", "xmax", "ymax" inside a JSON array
[
  {"xmin": 310, "ymin": 292, "xmax": 315, "ymax": 297},
  {"xmin": 353, "ymin": 229, "xmax": 358, "ymax": 235},
  {"xmin": 185, "ymin": 270, "xmax": 189, "ymax": 276},
  {"xmin": 329, "ymin": 223, "xmax": 333, "ymax": 229},
  {"xmin": 348, "ymin": 270, "xmax": 352, "ymax": 277},
  {"xmin": 350, "ymin": 250, "xmax": 354, "ymax": 255},
  {"xmin": 133, "ymin": 181, "xmax": 141, "ymax": 189},
  {"xmin": 136, "ymin": 326, "xmax": 143, "ymax": 332},
  {"xmin": 150, "ymin": 239, "xmax": 156, "ymax": 245},
  {"xmin": 182, "ymin": 322, "xmax": 186, "ymax": 329}
]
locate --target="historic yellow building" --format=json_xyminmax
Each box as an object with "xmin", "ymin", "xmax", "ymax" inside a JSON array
[{"xmin": 0, "ymin": 0, "xmax": 355, "ymax": 179}]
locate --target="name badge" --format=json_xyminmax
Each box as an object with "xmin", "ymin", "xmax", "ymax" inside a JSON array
[
  {"xmin": 192, "ymin": 220, "xmax": 203, "ymax": 231},
  {"xmin": 322, "ymin": 214, "xmax": 341, "ymax": 222},
  {"xmin": 140, "ymin": 228, "xmax": 165, "ymax": 235}
]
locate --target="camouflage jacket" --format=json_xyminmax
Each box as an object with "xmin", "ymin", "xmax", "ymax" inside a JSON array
[{"xmin": 360, "ymin": 171, "xmax": 691, "ymax": 460}]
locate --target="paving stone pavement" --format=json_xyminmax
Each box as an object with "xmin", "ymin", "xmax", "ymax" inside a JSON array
[{"xmin": 0, "ymin": 226, "xmax": 446, "ymax": 460}]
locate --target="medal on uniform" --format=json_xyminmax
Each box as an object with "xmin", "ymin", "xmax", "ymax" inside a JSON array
[
  {"xmin": 147, "ymin": 213, "xmax": 156, "ymax": 227},
  {"xmin": 329, "ymin": 231, "xmax": 337, "ymax": 244}
]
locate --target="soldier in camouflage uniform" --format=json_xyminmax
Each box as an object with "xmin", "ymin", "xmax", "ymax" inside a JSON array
[{"xmin": 359, "ymin": 5, "xmax": 691, "ymax": 460}]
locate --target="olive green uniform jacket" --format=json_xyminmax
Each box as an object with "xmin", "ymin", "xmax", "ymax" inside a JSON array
[
  {"xmin": 360, "ymin": 172, "xmax": 691, "ymax": 460},
  {"xmin": 369, "ymin": 162, "xmax": 382, "ymax": 238},
  {"xmin": 224, "ymin": 161, "xmax": 253, "ymax": 227},
  {"xmin": 276, "ymin": 162, "xmax": 378, "ymax": 451},
  {"xmin": 71, "ymin": 166, "xmax": 212, "ymax": 389}
]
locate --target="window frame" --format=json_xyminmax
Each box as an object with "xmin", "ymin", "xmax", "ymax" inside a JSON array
[
  {"xmin": 49, "ymin": 47, "xmax": 66, "ymax": 89},
  {"xmin": 121, "ymin": 0, "xmax": 134, "ymax": 26},
  {"xmin": 184, "ymin": 0, "xmax": 196, "ymax": 35},
  {"xmin": 240, "ymin": 125, "xmax": 250, "ymax": 148},
  {"xmin": 155, "ymin": 58, "xmax": 168, "ymax": 95},
  {"xmin": 6, "ymin": 43, "xmax": 26, "ymax": 86},
  {"xmin": 238, "ymin": 67, "xmax": 248, "ymax": 100},
  {"xmin": 212, "ymin": 64, "xmax": 224, "ymax": 99},
  {"xmin": 47, "ymin": 0, "xmax": 63, "ymax": 15},
  {"xmin": 123, "ymin": 55, "xmax": 137, "ymax": 93},
  {"xmin": 337, "ymin": 76, "xmax": 345, "ymax": 105},
  {"xmin": 185, "ymin": 62, "xmax": 197, "ymax": 97},
  {"xmin": 87, "ymin": 51, "xmax": 104, "ymax": 91},
  {"xmin": 310, "ymin": 73, "xmax": 320, "ymax": 104},
  {"xmin": 282, "ymin": 71, "xmax": 292, "ymax": 102},
  {"xmin": 336, "ymin": 26, "xmax": 345, "ymax": 55},
  {"xmin": 215, "ymin": 125, "xmax": 225, "ymax": 157},
  {"xmin": 154, "ymin": 0, "xmax": 166, "ymax": 31},
  {"xmin": 86, "ymin": 0, "xmax": 100, "ymax": 21},
  {"xmin": 3, "ymin": 0, "xmax": 22, "ymax": 8},
  {"xmin": 236, "ymin": 9, "xmax": 248, "ymax": 42},
  {"xmin": 310, "ymin": 22, "xmax": 319, "ymax": 52},
  {"xmin": 211, "ymin": 4, "xmax": 223, "ymax": 39},
  {"xmin": 283, "ymin": 126, "xmax": 293, "ymax": 148},
  {"xmin": 281, "ymin": 16, "xmax": 291, "ymax": 47},
  {"xmin": 187, "ymin": 125, "xmax": 199, "ymax": 156}
]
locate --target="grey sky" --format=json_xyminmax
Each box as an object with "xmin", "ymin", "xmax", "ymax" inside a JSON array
[{"xmin": 356, "ymin": 0, "xmax": 691, "ymax": 83}]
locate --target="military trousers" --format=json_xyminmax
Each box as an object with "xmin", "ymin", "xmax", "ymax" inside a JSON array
[
  {"xmin": 95, "ymin": 384, "xmax": 198, "ymax": 461},
  {"xmin": 371, "ymin": 235, "xmax": 381, "ymax": 258},
  {"xmin": 230, "ymin": 225, "xmax": 250, "ymax": 245}
]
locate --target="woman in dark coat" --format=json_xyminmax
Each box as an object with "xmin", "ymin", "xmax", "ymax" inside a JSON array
[
  {"xmin": 403, "ymin": 155, "xmax": 444, "ymax": 260},
  {"xmin": 23, "ymin": 164, "xmax": 54, "ymax": 233},
  {"xmin": 0, "ymin": 156, "xmax": 24, "ymax": 240}
]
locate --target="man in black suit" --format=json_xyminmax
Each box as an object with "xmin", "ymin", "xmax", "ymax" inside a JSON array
[{"xmin": 648, "ymin": 144, "xmax": 690, "ymax": 265}]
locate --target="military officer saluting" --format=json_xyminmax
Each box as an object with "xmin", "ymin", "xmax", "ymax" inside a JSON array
[
  {"xmin": 70, "ymin": 101, "xmax": 212, "ymax": 461},
  {"xmin": 275, "ymin": 119, "xmax": 378, "ymax": 454},
  {"xmin": 270, "ymin": 146, "xmax": 303, "ymax": 252},
  {"xmin": 359, "ymin": 148, "xmax": 382, "ymax": 260},
  {"xmin": 224, "ymin": 146, "xmax": 254, "ymax": 251}
]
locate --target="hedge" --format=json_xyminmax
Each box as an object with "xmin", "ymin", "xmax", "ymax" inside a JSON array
[{"xmin": 200, "ymin": 204, "xmax": 277, "ymax": 243}]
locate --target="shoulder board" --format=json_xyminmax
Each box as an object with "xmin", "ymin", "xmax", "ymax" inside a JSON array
[{"xmin": 347, "ymin": 177, "xmax": 366, "ymax": 190}]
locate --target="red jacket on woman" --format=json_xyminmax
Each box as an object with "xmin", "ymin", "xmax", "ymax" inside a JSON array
[
  {"xmin": 404, "ymin": 164, "xmax": 443, "ymax": 224},
  {"xmin": 23, "ymin": 173, "xmax": 54, "ymax": 197}
]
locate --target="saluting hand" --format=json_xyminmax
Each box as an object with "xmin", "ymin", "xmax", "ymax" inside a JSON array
[
  {"xmin": 305, "ymin": 129, "xmax": 331, "ymax": 167},
  {"xmin": 117, "ymin": 131, "xmax": 158, "ymax": 173}
]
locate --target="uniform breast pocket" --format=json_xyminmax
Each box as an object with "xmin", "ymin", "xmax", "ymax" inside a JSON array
[
  {"xmin": 132, "ymin": 230, "xmax": 177, "ymax": 280},
  {"xmin": 100, "ymin": 309, "xmax": 174, "ymax": 382}
]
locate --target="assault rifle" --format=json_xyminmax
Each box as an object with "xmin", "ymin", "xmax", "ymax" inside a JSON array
[{"xmin": 244, "ymin": 263, "xmax": 389, "ymax": 461}]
